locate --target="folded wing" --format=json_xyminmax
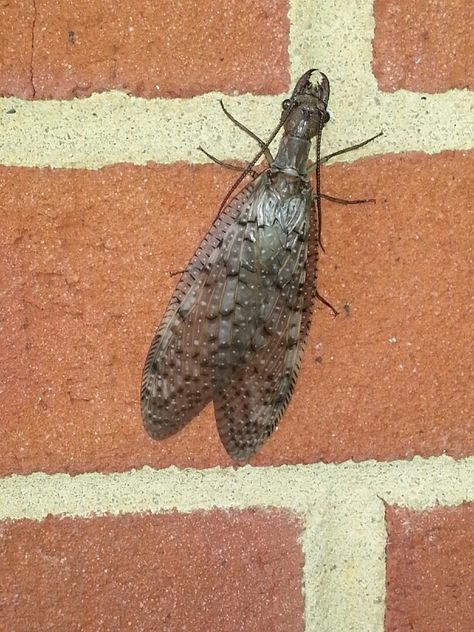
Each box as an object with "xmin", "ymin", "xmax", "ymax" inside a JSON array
[
  {"xmin": 141, "ymin": 178, "xmax": 261, "ymax": 439},
  {"xmin": 213, "ymin": 187, "xmax": 318, "ymax": 460},
  {"xmin": 142, "ymin": 173, "xmax": 318, "ymax": 460}
]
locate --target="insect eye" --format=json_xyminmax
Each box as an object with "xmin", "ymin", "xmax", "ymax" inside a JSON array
[
  {"xmin": 281, "ymin": 99, "xmax": 291, "ymax": 110},
  {"xmin": 323, "ymin": 111, "xmax": 330, "ymax": 123}
]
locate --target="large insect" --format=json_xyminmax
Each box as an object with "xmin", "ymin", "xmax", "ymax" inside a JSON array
[{"xmin": 141, "ymin": 69, "xmax": 376, "ymax": 460}]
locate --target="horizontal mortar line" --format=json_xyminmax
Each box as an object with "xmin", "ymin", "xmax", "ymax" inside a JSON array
[
  {"xmin": 0, "ymin": 88, "xmax": 472, "ymax": 169},
  {"xmin": 0, "ymin": 455, "xmax": 472, "ymax": 521}
]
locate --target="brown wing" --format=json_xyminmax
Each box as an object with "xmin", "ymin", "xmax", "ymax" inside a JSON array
[
  {"xmin": 213, "ymin": 191, "xmax": 319, "ymax": 460},
  {"xmin": 141, "ymin": 177, "xmax": 262, "ymax": 440}
]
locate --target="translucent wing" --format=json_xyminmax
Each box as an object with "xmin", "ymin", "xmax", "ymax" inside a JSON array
[
  {"xmin": 141, "ymin": 177, "xmax": 262, "ymax": 440},
  {"xmin": 212, "ymin": 181, "xmax": 318, "ymax": 460}
]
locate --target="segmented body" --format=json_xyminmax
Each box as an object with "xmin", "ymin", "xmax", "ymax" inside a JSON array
[{"xmin": 141, "ymin": 70, "xmax": 328, "ymax": 460}]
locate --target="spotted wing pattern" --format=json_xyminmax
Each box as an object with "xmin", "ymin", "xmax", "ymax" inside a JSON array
[
  {"xmin": 212, "ymin": 180, "xmax": 318, "ymax": 459},
  {"xmin": 141, "ymin": 177, "xmax": 261, "ymax": 439},
  {"xmin": 141, "ymin": 171, "xmax": 318, "ymax": 460}
]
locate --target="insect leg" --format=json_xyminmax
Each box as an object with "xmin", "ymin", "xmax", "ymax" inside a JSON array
[
  {"xmin": 315, "ymin": 290, "xmax": 339, "ymax": 317},
  {"xmin": 311, "ymin": 132, "xmax": 381, "ymax": 209},
  {"xmin": 198, "ymin": 146, "xmax": 259, "ymax": 179},
  {"xmin": 220, "ymin": 100, "xmax": 274, "ymax": 164},
  {"xmin": 313, "ymin": 191, "xmax": 375, "ymax": 252},
  {"xmin": 316, "ymin": 193, "xmax": 376, "ymax": 205},
  {"xmin": 308, "ymin": 132, "xmax": 383, "ymax": 170}
]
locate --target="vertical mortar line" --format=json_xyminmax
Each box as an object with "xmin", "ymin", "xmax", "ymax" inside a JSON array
[
  {"xmin": 317, "ymin": 0, "xmax": 377, "ymax": 88},
  {"xmin": 288, "ymin": 0, "xmax": 383, "ymax": 160},
  {"xmin": 288, "ymin": 0, "xmax": 377, "ymax": 89},
  {"xmin": 288, "ymin": 0, "xmax": 326, "ymax": 83},
  {"xmin": 319, "ymin": 0, "xmax": 381, "ymax": 151},
  {"xmin": 302, "ymin": 488, "xmax": 386, "ymax": 632}
]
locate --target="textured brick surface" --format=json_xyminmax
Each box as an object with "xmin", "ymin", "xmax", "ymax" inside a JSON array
[
  {"xmin": 386, "ymin": 504, "xmax": 474, "ymax": 631},
  {"xmin": 0, "ymin": 509, "xmax": 304, "ymax": 632},
  {"xmin": 0, "ymin": 0, "xmax": 289, "ymax": 99},
  {"xmin": 0, "ymin": 0, "xmax": 35, "ymax": 98},
  {"xmin": 1, "ymin": 152, "xmax": 472, "ymax": 474},
  {"xmin": 373, "ymin": 0, "xmax": 473, "ymax": 92}
]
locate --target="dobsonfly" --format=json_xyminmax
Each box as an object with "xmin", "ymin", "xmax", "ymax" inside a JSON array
[{"xmin": 141, "ymin": 69, "xmax": 379, "ymax": 460}]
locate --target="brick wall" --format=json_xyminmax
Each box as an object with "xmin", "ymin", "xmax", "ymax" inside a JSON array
[{"xmin": 0, "ymin": 1, "xmax": 472, "ymax": 630}]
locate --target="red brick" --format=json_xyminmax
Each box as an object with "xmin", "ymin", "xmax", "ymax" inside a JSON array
[
  {"xmin": 0, "ymin": 509, "xmax": 304, "ymax": 632},
  {"xmin": 373, "ymin": 0, "xmax": 473, "ymax": 92},
  {"xmin": 0, "ymin": 152, "xmax": 472, "ymax": 474},
  {"xmin": 385, "ymin": 504, "xmax": 474, "ymax": 631},
  {"xmin": 266, "ymin": 150, "xmax": 473, "ymax": 466},
  {"xmin": 0, "ymin": 163, "xmax": 235, "ymax": 474},
  {"xmin": 0, "ymin": 0, "xmax": 289, "ymax": 99},
  {"xmin": 0, "ymin": 0, "xmax": 35, "ymax": 98}
]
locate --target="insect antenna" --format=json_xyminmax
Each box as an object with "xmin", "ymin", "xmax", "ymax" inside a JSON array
[
  {"xmin": 315, "ymin": 114, "xmax": 325, "ymax": 252},
  {"xmin": 219, "ymin": 100, "xmax": 272, "ymax": 162},
  {"xmin": 214, "ymin": 71, "xmax": 318, "ymax": 215},
  {"xmin": 215, "ymin": 118, "xmax": 286, "ymax": 215},
  {"xmin": 198, "ymin": 146, "xmax": 258, "ymax": 177}
]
